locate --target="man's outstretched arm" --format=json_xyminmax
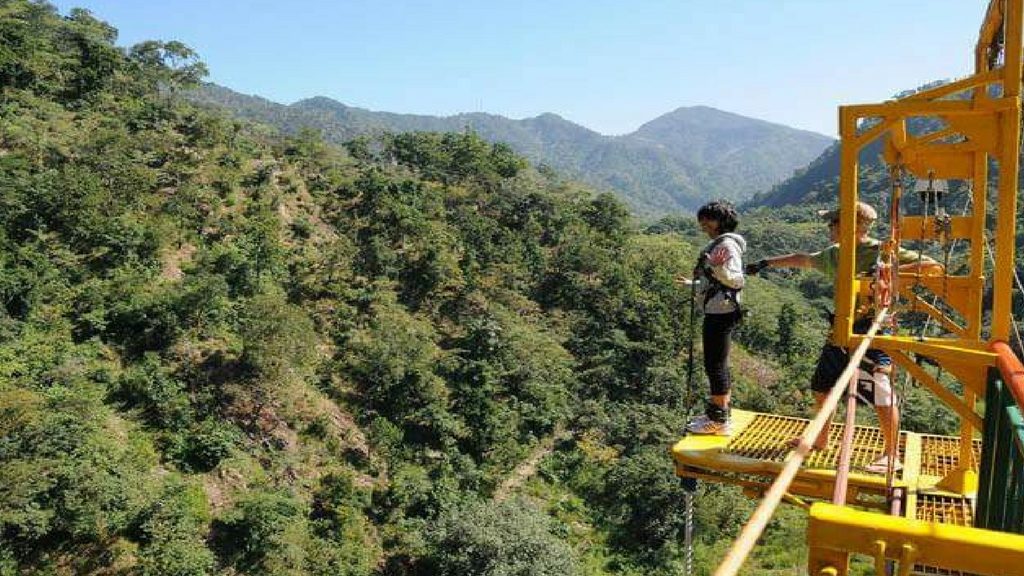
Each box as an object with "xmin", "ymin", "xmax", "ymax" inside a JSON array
[{"xmin": 745, "ymin": 253, "xmax": 816, "ymax": 274}]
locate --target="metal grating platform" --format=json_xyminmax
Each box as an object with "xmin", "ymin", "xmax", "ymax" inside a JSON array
[
  {"xmin": 916, "ymin": 493, "xmax": 974, "ymax": 526},
  {"xmin": 672, "ymin": 410, "xmax": 980, "ymax": 520},
  {"xmin": 724, "ymin": 413, "xmax": 903, "ymax": 471},
  {"xmin": 918, "ymin": 435, "xmax": 983, "ymax": 477},
  {"xmin": 912, "ymin": 561, "xmax": 986, "ymax": 576},
  {"xmin": 907, "ymin": 494, "xmax": 984, "ymax": 576},
  {"xmin": 911, "ymin": 567, "xmax": 983, "ymax": 576}
]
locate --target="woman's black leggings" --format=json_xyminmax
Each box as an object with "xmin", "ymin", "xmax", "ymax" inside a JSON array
[{"xmin": 702, "ymin": 311, "xmax": 742, "ymax": 397}]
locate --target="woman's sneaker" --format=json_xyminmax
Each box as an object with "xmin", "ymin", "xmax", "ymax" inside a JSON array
[{"xmin": 686, "ymin": 413, "xmax": 732, "ymax": 436}]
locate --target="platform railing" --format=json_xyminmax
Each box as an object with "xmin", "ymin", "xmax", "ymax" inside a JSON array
[{"xmin": 976, "ymin": 341, "xmax": 1024, "ymax": 534}]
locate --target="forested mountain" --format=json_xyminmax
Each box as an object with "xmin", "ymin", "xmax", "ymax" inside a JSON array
[
  {"xmin": 744, "ymin": 137, "xmax": 888, "ymax": 209},
  {"xmin": 189, "ymin": 84, "xmax": 834, "ymax": 216},
  {"xmin": 0, "ymin": 3, "xmax": 962, "ymax": 576}
]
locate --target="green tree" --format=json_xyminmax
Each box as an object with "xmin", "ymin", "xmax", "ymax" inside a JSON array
[
  {"xmin": 0, "ymin": 384, "xmax": 156, "ymax": 563},
  {"xmin": 63, "ymin": 8, "xmax": 122, "ymax": 102},
  {"xmin": 305, "ymin": 471, "xmax": 379, "ymax": 576},
  {"xmin": 342, "ymin": 293, "xmax": 460, "ymax": 447},
  {"xmin": 215, "ymin": 490, "xmax": 308, "ymax": 576},
  {"xmin": 598, "ymin": 447, "xmax": 688, "ymax": 561},
  {"xmin": 425, "ymin": 498, "xmax": 580, "ymax": 576},
  {"xmin": 446, "ymin": 305, "xmax": 573, "ymax": 469},
  {"xmin": 777, "ymin": 301, "xmax": 797, "ymax": 362},
  {"xmin": 116, "ymin": 352, "xmax": 193, "ymax": 429},
  {"xmin": 238, "ymin": 291, "xmax": 318, "ymax": 430},
  {"xmin": 127, "ymin": 40, "xmax": 208, "ymax": 94},
  {"xmin": 136, "ymin": 478, "xmax": 215, "ymax": 576}
]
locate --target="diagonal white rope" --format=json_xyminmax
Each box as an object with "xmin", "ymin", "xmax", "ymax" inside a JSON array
[{"xmin": 712, "ymin": 308, "xmax": 889, "ymax": 576}]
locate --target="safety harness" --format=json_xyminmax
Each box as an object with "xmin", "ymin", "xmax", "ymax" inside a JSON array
[{"xmin": 694, "ymin": 234, "xmax": 744, "ymax": 312}]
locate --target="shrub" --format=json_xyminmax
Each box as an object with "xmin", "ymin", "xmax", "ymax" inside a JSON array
[
  {"xmin": 136, "ymin": 478, "xmax": 215, "ymax": 576},
  {"xmin": 424, "ymin": 497, "xmax": 580, "ymax": 576},
  {"xmin": 214, "ymin": 490, "xmax": 307, "ymax": 575}
]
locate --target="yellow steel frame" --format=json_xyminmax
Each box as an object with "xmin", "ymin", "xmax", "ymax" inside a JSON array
[
  {"xmin": 672, "ymin": 2, "xmax": 1024, "ymax": 573},
  {"xmin": 833, "ymin": 0, "xmax": 1022, "ymax": 497},
  {"xmin": 800, "ymin": 1, "xmax": 1024, "ymax": 573}
]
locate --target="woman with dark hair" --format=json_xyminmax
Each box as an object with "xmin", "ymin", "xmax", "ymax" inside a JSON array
[{"xmin": 678, "ymin": 200, "xmax": 746, "ymax": 435}]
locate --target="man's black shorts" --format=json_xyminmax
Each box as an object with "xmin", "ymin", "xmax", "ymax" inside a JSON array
[{"xmin": 810, "ymin": 343, "xmax": 893, "ymax": 407}]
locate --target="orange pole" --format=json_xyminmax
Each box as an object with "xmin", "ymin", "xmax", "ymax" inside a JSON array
[
  {"xmin": 832, "ymin": 372, "xmax": 859, "ymax": 504},
  {"xmin": 992, "ymin": 341, "xmax": 1024, "ymax": 409}
]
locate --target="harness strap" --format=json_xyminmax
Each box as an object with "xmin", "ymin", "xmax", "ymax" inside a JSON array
[{"xmin": 696, "ymin": 235, "xmax": 744, "ymax": 310}]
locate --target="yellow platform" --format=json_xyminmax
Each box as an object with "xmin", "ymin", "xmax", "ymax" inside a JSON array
[{"xmin": 671, "ymin": 410, "xmax": 979, "ymax": 526}]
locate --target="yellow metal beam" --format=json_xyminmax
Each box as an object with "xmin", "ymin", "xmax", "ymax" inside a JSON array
[
  {"xmin": 904, "ymin": 69, "xmax": 1001, "ymax": 101},
  {"xmin": 901, "ymin": 433, "xmax": 921, "ymax": 520},
  {"xmin": 944, "ymin": 114, "xmax": 999, "ymax": 151},
  {"xmin": 896, "ymin": 274, "xmax": 979, "ymax": 319},
  {"xmin": 989, "ymin": 0, "xmax": 1023, "ymax": 343},
  {"xmin": 843, "ymin": 97, "xmax": 1017, "ymax": 120},
  {"xmin": 848, "ymin": 336, "xmax": 997, "ymax": 366},
  {"xmin": 991, "ymin": 100, "xmax": 1021, "ymax": 340},
  {"xmin": 834, "ymin": 108, "xmax": 860, "ymax": 348},
  {"xmin": 976, "ymin": 0, "xmax": 1004, "ymax": 68},
  {"xmin": 898, "ymin": 147, "xmax": 983, "ymax": 179},
  {"xmin": 889, "ymin": 350, "xmax": 983, "ymax": 432},
  {"xmin": 968, "ymin": 152, "xmax": 987, "ymax": 341},
  {"xmin": 932, "ymin": 359, "xmax": 988, "ymax": 398},
  {"xmin": 900, "ymin": 294, "xmax": 966, "ymax": 338},
  {"xmin": 808, "ymin": 503, "xmax": 1024, "ymax": 576},
  {"xmin": 1006, "ymin": 0, "xmax": 1024, "ymax": 97},
  {"xmin": 899, "ymin": 216, "xmax": 973, "ymax": 241},
  {"xmin": 850, "ymin": 116, "xmax": 897, "ymax": 152},
  {"xmin": 906, "ymin": 125, "xmax": 956, "ymax": 146}
]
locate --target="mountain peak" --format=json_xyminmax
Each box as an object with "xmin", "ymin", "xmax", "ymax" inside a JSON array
[
  {"xmin": 532, "ymin": 112, "xmax": 566, "ymax": 122},
  {"xmin": 629, "ymin": 106, "xmax": 832, "ymax": 158},
  {"xmin": 294, "ymin": 95, "xmax": 347, "ymax": 107},
  {"xmin": 638, "ymin": 106, "xmax": 776, "ymax": 134}
]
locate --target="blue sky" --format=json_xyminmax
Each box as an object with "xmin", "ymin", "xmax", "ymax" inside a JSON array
[{"xmin": 50, "ymin": 1, "xmax": 982, "ymax": 137}]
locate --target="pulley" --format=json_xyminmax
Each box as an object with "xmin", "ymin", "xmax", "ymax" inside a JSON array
[
  {"xmin": 913, "ymin": 170, "xmax": 948, "ymax": 210},
  {"xmin": 913, "ymin": 171, "xmax": 953, "ymax": 245}
]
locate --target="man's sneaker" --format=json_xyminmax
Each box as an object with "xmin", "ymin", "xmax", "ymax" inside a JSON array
[
  {"xmin": 686, "ymin": 414, "xmax": 732, "ymax": 436},
  {"xmin": 864, "ymin": 455, "xmax": 903, "ymax": 474}
]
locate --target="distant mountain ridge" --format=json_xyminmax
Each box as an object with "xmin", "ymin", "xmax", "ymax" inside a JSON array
[{"xmin": 188, "ymin": 84, "xmax": 834, "ymax": 215}]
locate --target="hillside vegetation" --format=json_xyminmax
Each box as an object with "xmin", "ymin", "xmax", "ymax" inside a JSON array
[
  {"xmin": 1, "ymin": 3, "xmax": 957, "ymax": 576},
  {"xmin": 189, "ymin": 84, "xmax": 834, "ymax": 216}
]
